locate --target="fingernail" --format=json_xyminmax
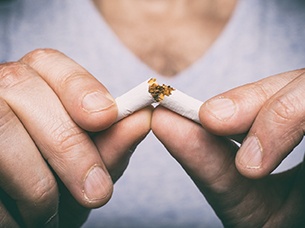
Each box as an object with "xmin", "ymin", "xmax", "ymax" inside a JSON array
[
  {"xmin": 82, "ymin": 92, "xmax": 114, "ymax": 113},
  {"xmin": 84, "ymin": 166, "xmax": 112, "ymax": 202},
  {"xmin": 206, "ymin": 97, "xmax": 236, "ymax": 121},
  {"xmin": 238, "ymin": 136, "xmax": 263, "ymax": 169}
]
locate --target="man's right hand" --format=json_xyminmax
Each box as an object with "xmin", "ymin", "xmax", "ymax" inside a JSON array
[{"xmin": 0, "ymin": 49, "xmax": 152, "ymax": 227}]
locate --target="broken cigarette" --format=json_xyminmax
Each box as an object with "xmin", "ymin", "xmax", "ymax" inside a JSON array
[
  {"xmin": 160, "ymin": 88, "xmax": 203, "ymax": 123},
  {"xmin": 115, "ymin": 79, "xmax": 156, "ymax": 121},
  {"xmin": 115, "ymin": 78, "xmax": 203, "ymax": 123}
]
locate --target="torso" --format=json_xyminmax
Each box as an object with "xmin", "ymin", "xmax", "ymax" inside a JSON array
[
  {"xmin": 3, "ymin": 0, "xmax": 305, "ymax": 227},
  {"xmin": 94, "ymin": 0, "xmax": 237, "ymax": 76}
]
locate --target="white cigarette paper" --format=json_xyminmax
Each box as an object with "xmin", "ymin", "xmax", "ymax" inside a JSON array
[
  {"xmin": 160, "ymin": 90, "xmax": 203, "ymax": 123},
  {"xmin": 115, "ymin": 79, "xmax": 155, "ymax": 121},
  {"xmin": 115, "ymin": 78, "xmax": 203, "ymax": 123}
]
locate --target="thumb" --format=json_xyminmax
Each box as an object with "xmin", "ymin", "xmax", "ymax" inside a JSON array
[
  {"xmin": 199, "ymin": 69, "xmax": 305, "ymax": 178},
  {"xmin": 152, "ymin": 107, "xmax": 305, "ymax": 227},
  {"xmin": 199, "ymin": 69, "xmax": 305, "ymax": 136}
]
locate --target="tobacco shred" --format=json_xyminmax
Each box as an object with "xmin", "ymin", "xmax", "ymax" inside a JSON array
[{"xmin": 148, "ymin": 78, "xmax": 175, "ymax": 102}]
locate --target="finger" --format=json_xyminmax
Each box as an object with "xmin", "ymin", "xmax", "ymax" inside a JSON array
[
  {"xmin": 152, "ymin": 107, "xmax": 255, "ymax": 222},
  {"xmin": 199, "ymin": 69, "xmax": 305, "ymax": 135},
  {"xmin": 20, "ymin": 48, "xmax": 117, "ymax": 132},
  {"xmin": 153, "ymin": 107, "xmax": 305, "ymax": 227},
  {"xmin": 0, "ymin": 98, "xmax": 58, "ymax": 227},
  {"xmin": 152, "ymin": 107, "xmax": 240, "ymax": 188},
  {"xmin": 236, "ymin": 73, "xmax": 305, "ymax": 178},
  {"xmin": 0, "ymin": 62, "xmax": 112, "ymax": 207},
  {"xmin": 57, "ymin": 108, "xmax": 152, "ymax": 227},
  {"xmin": 94, "ymin": 107, "xmax": 152, "ymax": 183}
]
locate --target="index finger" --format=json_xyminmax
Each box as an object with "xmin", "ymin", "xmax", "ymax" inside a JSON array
[
  {"xmin": 1, "ymin": 56, "xmax": 114, "ymax": 208},
  {"xmin": 21, "ymin": 49, "xmax": 118, "ymax": 132},
  {"xmin": 199, "ymin": 69, "xmax": 305, "ymax": 135},
  {"xmin": 200, "ymin": 69, "xmax": 305, "ymax": 178}
]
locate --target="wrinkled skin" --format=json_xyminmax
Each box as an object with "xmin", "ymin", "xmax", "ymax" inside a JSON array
[
  {"xmin": 0, "ymin": 49, "xmax": 151, "ymax": 227},
  {"xmin": 152, "ymin": 69, "xmax": 305, "ymax": 227}
]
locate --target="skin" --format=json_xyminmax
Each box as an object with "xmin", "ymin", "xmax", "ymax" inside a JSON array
[
  {"xmin": 0, "ymin": 49, "xmax": 152, "ymax": 227},
  {"xmin": 94, "ymin": 0, "xmax": 237, "ymax": 76},
  {"xmin": 200, "ymin": 69, "xmax": 305, "ymax": 178},
  {"xmin": 152, "ymin": 104, "xmax": 305, "ymax": 227},
  {"xmin": 2, "ymin": 0, "xmax": 305, "ymax": 227}
]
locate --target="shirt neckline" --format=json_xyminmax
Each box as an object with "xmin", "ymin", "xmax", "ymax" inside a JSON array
[{"xmin": 86, "ymin": 0, "xmax": 244, "ymax": 83}]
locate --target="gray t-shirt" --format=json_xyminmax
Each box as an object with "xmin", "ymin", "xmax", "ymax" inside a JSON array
[{"xmin": 1, "ymin": 0, "xmax": 305, "ymax": 227}]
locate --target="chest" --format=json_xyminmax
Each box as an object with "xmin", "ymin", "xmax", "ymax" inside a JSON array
[
  {"xmin": 93, "ymin": 0, "xmax": 238, "ymax": 76},
  {"xmin": 109, "ymin": 18, "xmax": 227, "ymax": 76}
]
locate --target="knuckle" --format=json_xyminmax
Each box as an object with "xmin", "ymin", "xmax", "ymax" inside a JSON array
[
  {"xmin": 265, "ymin": 94, "xmax": 304, "ymax": 149},
  {"xmin": 250, "ymin": 81, "xmax": 272, "ymax": 102},
  {"xmin": 21, "ymin": 48, "xmax": 60, "ymax": 65},
  {"xmin": 59, "ymin": 70, "xmax": 89, "ymax": 90},
  {"xmin": 268, "ymin": 94, "xmax": 298, "ymax": 121},
  {"xmin": 22, "ymin": 48, "xmax": 90, "ymax": 89},
  {"xmin": 0, "ymin": 62, "xmax": 33, "ymax": 89},
  {"xmin": 50, "ymin": 121, "xmax": 88, "ymax": 154},
  {"xmin": 29, "ymin": 175, "xmax": 58, "ymax": 206}
]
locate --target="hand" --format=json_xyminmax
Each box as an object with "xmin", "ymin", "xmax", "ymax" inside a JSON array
[
  {"xmin": 199, "ymin": 68, "xmax": 305, "ymax": 178},
  {"xmin": 59, "ymin": 107, "xmax": 152, "ymax": 227},
  {"xmin": 152, "ymin": 107, "xmax": 305, "ymax": 227},
  {"xmin": 0, "ymin": 49, "xmax": 151, "ymax": 227}
]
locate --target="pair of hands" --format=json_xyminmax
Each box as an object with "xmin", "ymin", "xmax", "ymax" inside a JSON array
[{"xmin": 0, "ymin": 49, "xmax": 304, "ymax": 227}]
